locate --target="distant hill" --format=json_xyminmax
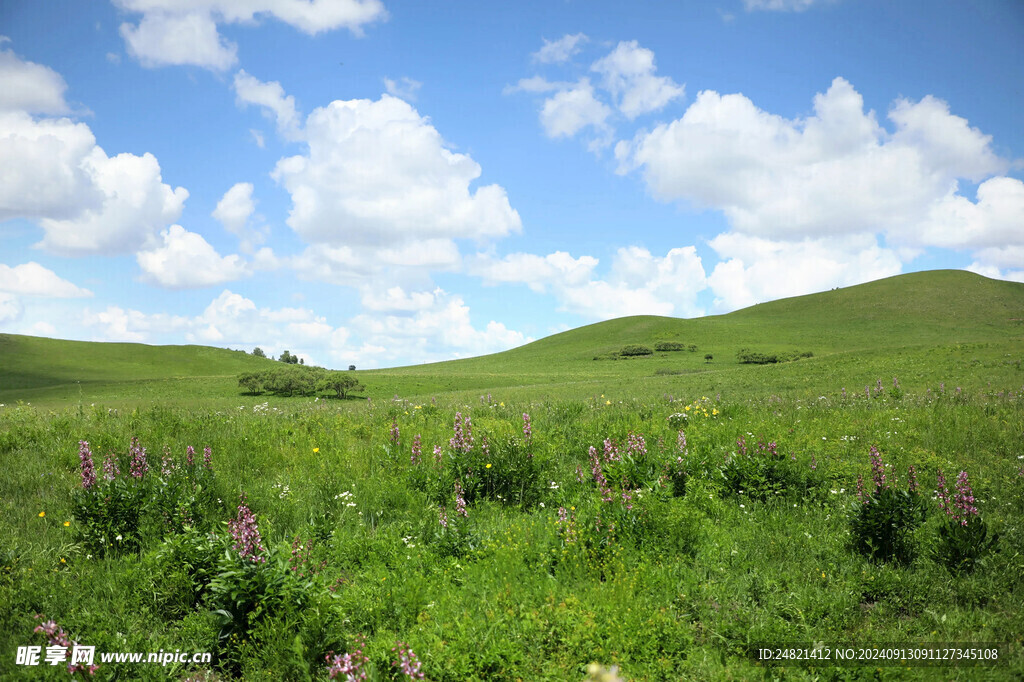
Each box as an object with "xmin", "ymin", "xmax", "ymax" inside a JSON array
[{"xmin": 1, "ymin": 269, "xmax": 1021, "ymax": 406}]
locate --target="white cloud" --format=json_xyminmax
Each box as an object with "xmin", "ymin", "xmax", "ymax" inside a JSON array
[
  {"xmin": 912, "ymin": 176, "xmax": 1024, "ymax": 253},
  {"xmin": 616, "ymin": 77, "xmax": 1010, "ymax": 250},
  {"xmin": 744, "ymin": 0, "xmax": 823, "ymax": 11},
  {"xmin": 233, "ymin": 70, "xmax": 302, "ymax": 140},
  {"xmin": 502, "ymin": 76, "xmax": 572, "ymax": 95},
  {"xmin": 706, "ymin": 233, "xmax": 902, "ymax": 311},
  {"xmin": 0, "ymin": 47, "xmax": 70, "ymax": 114},
  {"xmin": 271, "ymin": 94, "xmax": 520, "ymax": 277},
  {"xmin": 249, "ymin": 128, "xmax": 265, "ymax": 148},
  {"xmin": 213, "ymin": 181, "xmax": 267, "ymax": 251},
  {"xmin": 120, "ymin": 10, "xmax": 238, "ymax": 71},
  {"xmin": 0, "ymin": 262, "xmax": 92, "ymax": 297},
  {"xmin": 0, "ymin": 292, "xmax": 22, "ymax": 323},
  {"xmin": 965, "ymin": 262, "xmax": 1024, "ymax": 284},
  {"xmin": 591, "ymin": 40, "xmax": 684, "ymax": 119},
  {"xmin": 31, "ymin": 321, "xmax": 57, "ymax": 336},
  {"xmin": 539, "ymin": 78, "xmax": 613, "ymax": 144},
  {"xmin": 347, "ymin": 288, "xmax": 529, "ymax": 366},
  {"xmin": 383, "ymin": 76, "xmax": 421, "ymax": 102},
  {"xmin": 532, "ymin": 33, "xmax": 588, "ymax": 64},
  {"xmin": 359, "ymin": 285, "xmax": 438, "ymax": 312},
  {"xmin": 115, "ymin": 0, "xmax": 387, "ymax": 71},
  {"xmin": 136, "ymin": 225, "xmax": 248, "ymax": 289},
  {"xmin": 473, "ymin": 246, "xmax": 707, "ymax": 320}
]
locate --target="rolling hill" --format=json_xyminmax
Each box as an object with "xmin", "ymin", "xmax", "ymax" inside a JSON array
[{"xmin": 1, "ymin": 269, "xmax": 1022, "ymax": 406}]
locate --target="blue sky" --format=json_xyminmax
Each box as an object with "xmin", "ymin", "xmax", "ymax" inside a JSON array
[{"xmin": 1, "ymin": 0, "xmax": 1022, "ymax": 368}]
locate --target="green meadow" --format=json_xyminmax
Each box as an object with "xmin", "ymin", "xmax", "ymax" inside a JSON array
[{"xmin": 1, "ymin": 269, "xmax": 1023, "ymax": 680}]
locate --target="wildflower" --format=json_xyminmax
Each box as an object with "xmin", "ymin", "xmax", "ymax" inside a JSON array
[
  {"xmin": 677, "ymin": 430, "xmax": 687, "ymax": 454},
  {"xmin": 63, "ymin": 521, "xmax": 70, "ymax": 527},
  {"xmin": 185, "ymin": 445, "xmax": 195, "ymax": 467},
  {"xmin": 626, "ymin": 433, "xmax": 646, "ymax": 458},
  {"xmin": 855, "ymin": 474, "xmax": 865, "ymax": 504},
  {"xmin": 485, "ymin": 463, "xmax": 491, "ymax": 469},
  {"xmin": 952, "ymin": 471, "xmax": 979, "ymax": 526},
  {"xmin": 438, "ymin": 505, "xmax": 448, "ymax": 529},
  {"xmin": 603, "ymin": 438, "xmax": 621, "ymax": 462},
  {"xmin": 38, "ymin": 511, "xmax": 45, "ymax": 518},
  {"xmin": 449, "ymin": 412, "xmax": 473, "ymax": 453},
  {"xmin": 391, "ymin": 641, "xmax": 425, "ymax": 680},
  {"xmin": 203, "ymin": 445, "xmax": 213, "ymax": 469},
  {"xmin": 411, "ymin": 434, "xmax": 422, "ymax": 465},
  {"xmin": 433, "ymin": 444, "xmax": 443, "ymax": 465},
  {"xmin": 454, "ymin": 481, "xmax": 468, "ymax": 518},
  {"xmin": 522, "ymin": 412, "xmax": 532, "ymax": 442},
  {"xmin": 736, "ymin": 435, "xmax": 747, "ymax": 457},
  {"xmin": 78, "ymin": 441, "xmax": 96, "ymax": 490},
  {"xmin": 326, "ymin": 634, "xmax": 369, "ymax": 681},
  {"xmin": 907, "ymin": 465, "xmax": 920, "ymax": 494},
  {"xmin": 102, "ymin": 452, "xmax": 119, "ymax": 481},
  {"xmin": 869, "ymin": 445, "xmax": 887, "ymax": 491},
  {"xmin": 128, "ymin": 438, "xmax": 148, "ymax": 478},
  {"xmin": 936, "ymin": 468, "xmax": 950, "ymax": 513},
  {"xmin": 390, "ymin": 420, "xmax": 400, "ymax": 446},
  {"xmin": 228, "ymin": 500, "xmax": 266, "ymax": 563},
  {"xmin": 810, "ymin": 455, "xmax": 817, "ymax": 471},
  {"xmin": 313, "ymin": 447, "xmax": 320, "ymax": 454}
]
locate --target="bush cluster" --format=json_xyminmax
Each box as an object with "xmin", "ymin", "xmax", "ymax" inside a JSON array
[
  {"xmin": 238, "ymin": 367, "xmax": 364, "ymax": 398},
  {"xmin": 619, "ymin": 344, "xmax": 653, "ymax": 357},
  {"xmin": 654, "ymin": 341, "xmax": 697, "ymax": 352},
  {"xmin": 736, "ymin": 349, "xmax": 814, "ymax": 364}
]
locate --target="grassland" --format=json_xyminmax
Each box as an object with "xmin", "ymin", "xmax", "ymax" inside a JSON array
[{"xmin": 1, "ymin": 270, "xmax": 1023, "ymax": 680}]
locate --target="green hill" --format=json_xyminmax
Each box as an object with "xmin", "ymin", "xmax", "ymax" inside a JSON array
[{"xmin": 1, "ymin": 269, "xmax": 1022, "ymax": 406}]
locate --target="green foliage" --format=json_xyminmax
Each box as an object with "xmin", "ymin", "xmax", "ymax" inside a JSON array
[
  {"xmin": 849, "ymin": 488, "xmax": 927, "ymax": 564},
  {"xmin": 935, "ymin": 517, "xmax": 999, "ymax": 574},
  {"xmin": 72, "ymin": 476, "xmax": 145, "ymax": 556},
  {"xmin": 278, "ymin": 350, "xmax": 300, "ymax": 364},
  {"xmin": 654, "ymin": 341, "xmax": 684, "ymax": 352},
  {"xmin": 237, "ymin": 367, "xmax": 365, "ymax": 399},
  {"xmin": 736, "ymin": 348, "xmax": 814, "ymax": 364},
  {"xmin": 252, "ymin": 347, "xmax": 266, "ymax": 358},
  {"xmin": 619, "ymin": 344, "xmax": 653, "ymax": 357}
]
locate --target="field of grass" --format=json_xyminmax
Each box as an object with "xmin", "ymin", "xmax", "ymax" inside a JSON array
[{"xmin": 1, "ymin": 270, "xmax": 1023, "ymax": 680}]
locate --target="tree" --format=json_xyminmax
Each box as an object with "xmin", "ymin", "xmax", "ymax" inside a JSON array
[
  {"xmin": 279, "ymin": 350, "xmax": 299, "ymax": 364},
  {"xmin": 252, "ymin": 347, "xmax": 266, "ymax": 358},
  {"xmin": 320, "ymin": 372, "xmax": 364, "ymax": 399},
  {"xmin": 704, "ymin": 353, "xmax": 713, "ymax": 363},
  {"xmin": 238, "ymin": 372, "xmax": 264, "ymax": 395},
  {"xmin": 348, "ymin": 365, "xmax": 356, "ymax": 371}
]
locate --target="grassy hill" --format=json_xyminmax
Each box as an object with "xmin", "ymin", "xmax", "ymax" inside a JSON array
[{"xmin": 2, "ymin": 269, "xmax": 1022, "ymax": 406}]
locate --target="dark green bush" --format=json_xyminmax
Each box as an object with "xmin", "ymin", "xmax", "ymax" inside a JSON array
[
  {"xmin": 620, "ymin": 344, "xmax": 653, "ymax": 357},
  {"xmin": 654, "ymin": 341, "xmax": 685, "ymax": 352},
  {"xmin": 849, "ymin": 488, "xmax": 926, "ymax": 564}
]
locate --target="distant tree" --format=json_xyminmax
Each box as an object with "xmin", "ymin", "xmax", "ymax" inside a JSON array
[
  {"xmin": 300, "ymin": 358, "xmax": 304, "ymax": 365},
  {"xmin": 348, "ymin": 365, "xmax": 356, "ymax": 371},
  {"xmin": 278, "ymin": 350, "xmax": 299, "ymax": 364},
  {"xmin": 238, "ymin": 372, "xmax": 264, "ymax": 395},
  {"xmin": 320, "ymin": 372, "xmax": 364, "ymax": 399},
  {"xmin": 252, "ymin": 347, "xmax": 266, "ymax": 358},
  {"xmin": 704, "ymin": 353, "xmax": 713, "ymax": 363}
]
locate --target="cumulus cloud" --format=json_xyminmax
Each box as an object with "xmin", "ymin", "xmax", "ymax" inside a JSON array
[
  {"xmin": 136, "ymin": 225, "xmax": 249, "ymax": 289},
  {"xmin": 0, "ymin": 262, "xmax": 92, "ymax": 297},
  {"xmin": 346, "ymin": 287, "xmax": 529, "ymax": 366},
  {"xmin": 383, "ymin": 76, "xmax": 421, "ymax": 102},
  {"xmin": 591, "ymin": 40, "xmax": 684, "ymax": 119},
  {"xmin": 115, "ymin": 0, "xmax": 387, "ymax": 71},
  {"xmin": 0, "ymin": 292, "xmax": 23, "ymax": 323},
  {"xmin": 213, "ymin": 181, "xmax": 267, "ymax": 251},
  {"xmin": 233, "ymin": 70, "xmax": 302, "ymax": 140},
  {"xmin": 706, "ymin": 233, "xmax": 903, "ymax": 311},
  {"xmin": 538, "ymin": 79, "xmax": 613, "ymax": 144},
  {"xmin": 0, "ymin": 47, "xmax": 70, "ymax": 114},
  {"xmin": 532, "ymin": 33, "xmax": 588, "ymax": 64},
  {"xmin": 616, "ymin": 77, "xmax": 1011, "ymax": 254},
  {"xmin": 473, "ymin": 246, "xmax": 707, "ymax": 320},
  {"xmin": 271, "ymin": 93, "xmax": 520, "ymax": 280}
]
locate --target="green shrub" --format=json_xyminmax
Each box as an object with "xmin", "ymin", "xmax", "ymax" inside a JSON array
[
  {"xmin": 654, "ymin": 341, "xmax": 685, "ymax": 352},
  {"xmin": 849, "ymin": 488, "xmax": 926, "ymax": 564},
  {"xmin": 935, "ymin": 518, "xmax": 998, "ymax": 573},
  {"xmin": 620, "ymin": 345, "xmax": 653, "ymax": 357}
]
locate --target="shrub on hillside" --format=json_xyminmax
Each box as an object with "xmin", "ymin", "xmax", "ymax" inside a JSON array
[
  {"xmin": 654, "ymin": 341, "xmax": 685, "ymax": 352},
  {"xmin": 237, "ymin": 367, "xmax": 365, "ymax": 398},
  {"xmin": 619, "ymin": 344, "xmax": 653, "ymax": 357}
]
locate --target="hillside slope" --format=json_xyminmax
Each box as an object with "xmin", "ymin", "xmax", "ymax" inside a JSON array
[{"xmin": 1, "ymin": 269, "xmax": 1021, "ymax": 406}]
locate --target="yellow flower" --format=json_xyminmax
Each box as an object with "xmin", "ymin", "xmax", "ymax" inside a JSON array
[
  {"xmin": 712, "ymin": 408, "xmax": 719, "ymax": 415},
  {"xmin": 821, "ymin": 571, "xmax": 826, "ymax": 579},
  {"xmin": 313, "ymin": 447, "xmax": 319, "ymax": 453},
  {"xmin": 486, "ymin": 463, "xmax": 492, "ymax": 469},
  {"xmin": 605, "ymin": 400, "xmax": 611, "ymax": 405},
  {"xmin": 60, "ymin": 558, "xmax": 66, "ymax": 564},
  {"xmin": 38, "ymin": 511, "xmax": 45, "ymax": 518},
  {"xmin": 63, "ymin": 521, "xmax": 70, "ymax": 527},
  {"xmin": 499, "ymin": 402, "xmax": 504, "ymax": 407}
]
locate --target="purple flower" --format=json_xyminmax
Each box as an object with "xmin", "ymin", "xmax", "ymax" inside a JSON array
[
  {"xmin": 78, "ymin": 441, "xmax": 96, "ymax": 490},
  {"xmin": 449, "ymin": 412, "xmax": 474, "ymax": 453},
  {"xmin": 603, "ymin": 438, "xmax": 621, "ymax": 462},
  {"xmin": 952, "ymin": 470, "xmax": 979, "ymax": 526},
  {"xmin": 626, "ymin": 433, "xmax": 647, "ymax": 458},
  {"xmin": 129, "ymin": 437, "xmax": 148, "ymax": 479},
  {"xmin": 454, "ymin": 481, "xmax": 468, "ymax": 518},
  {"xmin": 869, "ymin": 445, "xmax": 887, "ymax": 491},
  {"xmin": 737, "ymin": 436, "xmax": 747, "ymax": 457},
  {"xmin": 326, "ymin": 634, "xmax": 369, "ymax": 681},
  {"xmin": 390, "ymin": 420, "xmax": 400, "ymax": 446},
  {"xmin": 856, "ymin": 474, "xmax": 866, "ymax": 504},
  {"xmin": 433, "ymin": 444, "xmax": 443, "ymax": 466},
  {"xmin": 102, "ymin": 452, "xmax": 119, "ymax": 481},
  {"xmin": 677, "ymin": 430, "xmax": 687, "ymax": 454},
  {"xmin": 228, "ymin": 502, "xmax": 266, "ymax": 563},
  {"xmin": 936, "ymin": 468, "xmax": 950, "ymax": 514},
  {"xmin": 438, "ymin": 505, "xmax": 448, "ymax": 529},
  {"xmin": 391, "ymin": 641, "xmax": 425, "ymax": 680},
  {"xmin": 411, "ymin": 434, "xmax": 422, "ymax": 465},
  {"xmin": 203, "ymin": 445, "xmax": 213, "ymax": 469},
  {"xmin": 907, "ymin": 465, "xmax": 919, "ymax": 494},
  {"xmin": 186, "ymin": 445, "xmax": 195, "ymax": 467},
  {"xmin": 522, "ymin": 412, "xmax": 532, "ymax": 442}
]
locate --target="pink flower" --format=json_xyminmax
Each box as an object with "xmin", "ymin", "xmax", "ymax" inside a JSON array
[
  {"xmin": 79, "ymin": 441, "xmax": 96, "ymax": 490},
  {"xmin": 228, "ymin": 501, "xmax": 266, "ymax": 563},
  {"xmin": 391, "ymin": 641, "xmax": 425, "ymax": 680},
  {"xmin": 411, "ymin": 434, "xmax": 422, "ymax": 465},
  {"xmin": 129, "ymin": 437, "xmax": 148, "ymax": 479}
]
